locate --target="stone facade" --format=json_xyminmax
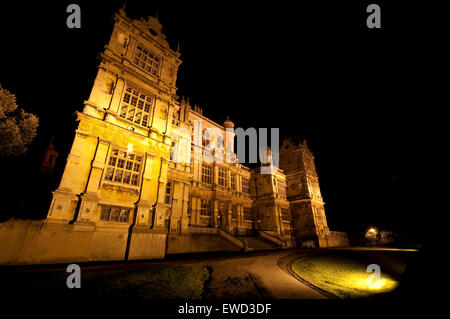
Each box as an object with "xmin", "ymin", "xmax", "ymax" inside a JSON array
[
  {"xmin": 279, "ymin": 138, "xmax": 349, "ymax": 248},
  {"xmin": 0, "ymin": 10, "xmax": 347, "ymax": 265}
]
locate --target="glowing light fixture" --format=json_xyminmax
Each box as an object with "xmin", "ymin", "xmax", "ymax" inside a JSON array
[{"xmin": 127, "ymin": 143, "xmax": 134, "ymax": 153}]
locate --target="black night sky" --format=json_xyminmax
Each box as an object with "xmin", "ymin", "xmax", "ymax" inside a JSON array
[{"xmin": 0, "ymin": 1, "xmax": 432, "ymax": 244}]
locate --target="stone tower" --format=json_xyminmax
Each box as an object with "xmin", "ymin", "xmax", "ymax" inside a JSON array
[
  {"xmin": 46, "ymin": 8, "xmax": 182, "ymax": 260},
  {"xmin": 279, "ymin": 138, "xmax": 331, "ymax": 247}
]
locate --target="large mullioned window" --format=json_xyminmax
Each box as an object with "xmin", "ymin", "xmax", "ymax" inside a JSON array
[
  {"xmin": 133, "ymin": 44, "xmax": 160, "ymax": 76},
  {"xmin": 218, "ymin": 167, "xmax": 228, "ymax": 187},
  {"xmin": 119, "ymin": 86, "xmax": 152, "ymax": 127},
  {"xmin": 104, "ymin": 148, "xmax": 142, "ymax": 186},
  {"xmin": 230, "ymin": 172, "xmax": 236, "ymax": 190},
  {"xmin": 200, "ymin": 199, "xmax": 211, "ymax": 216},
  {"xmin": 277, "ymin": 179, "xmax": 287, "ymax": 199},
  {"xmin": 201, "ymin": 163, "xmax": 212, "ymax": 185},
  {"xmin": 100, "ymin": 206, "xmax": 130, "ymax": 223},
  {"xmin": 242, "ymin": 177, "xmax": 250, "ymax": 194}
]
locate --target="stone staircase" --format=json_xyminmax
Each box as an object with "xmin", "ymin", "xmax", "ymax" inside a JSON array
[
  {"xmin": 236, "ymin": 235, "xmax": 281, "ymax": 251},
  {"xmin": 215, "ymin": 228, "xmax": 284, "ymax": 251}
]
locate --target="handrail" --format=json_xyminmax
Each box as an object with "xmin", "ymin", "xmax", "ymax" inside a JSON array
[
  {"xmin": 258, "ymin": 230, "xmax": 284, "ymax": 246},
  {"xmin": 218, "ymin": 229, "xmax": 244, "ymax": 248}
]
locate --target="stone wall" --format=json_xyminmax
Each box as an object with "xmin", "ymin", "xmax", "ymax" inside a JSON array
[
  {"xmin": 0, "ymin": 218, "xmax": 166, "ymax": 265},
  {"xmin": 0, "ymin": 219, "xmax": 243, "ymax": 265},
  {"xmin": 166, "ymin": 232, "xmax": 241, "ymax": 255},
  {"xmin": 327, "ymin": 231, "xmax": 350, "ymax": 247}
]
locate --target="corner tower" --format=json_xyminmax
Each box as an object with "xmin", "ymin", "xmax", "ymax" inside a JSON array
[{"xmin": 279, "ymin": 138, "xmax": 331, "ymax": 247}]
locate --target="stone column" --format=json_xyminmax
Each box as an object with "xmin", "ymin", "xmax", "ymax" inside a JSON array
[
  {"xmin": 237, "ymin": 205, "xmax": 243, "ymax": 234},
  {"xmin": 213, "ymin": 164, "xmax": 219, "ymax": 186},
  {"xmin": 180, "ymin": 182, "xmax": 190, "ymax": 233},
  {"xmin": 213, "ymin": 199, "xmax": 219, "ymax": 228},
  {"xmin": 191, "ymin": 196, "xmax": 198, "ymax": 225},
  {"xmin": 237, "ymin": 174, "xmax": 241, "ymax": 194},
  {"xmin": 274, "ymin": 205, "xmax": 283, "ymax": 237},
  {"xmin": 153, "ymin": 158, "xmax": 169, "ymax": 228},
  {"xmin": 135, "ymin": 153, "xmax": 155, "ymax": 227},
  {"xmin": 77, "ymin": 140, "xmax": 110, "ymax": 223},
  {"xmin": 47, "ymin": 131, "xmax": 95, "ymax": 223},
  {"xmin": 196, "ymin": 197, "xmax": 202, "ymax": 225},
  {"xmin": 227, "ymin": 202, "xmax": 233, "ymax": 233}
]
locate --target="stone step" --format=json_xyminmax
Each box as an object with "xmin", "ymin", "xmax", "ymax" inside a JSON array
[{"xmin": 237, "ymin": 236, "xmax": 278, "ymax": 250}]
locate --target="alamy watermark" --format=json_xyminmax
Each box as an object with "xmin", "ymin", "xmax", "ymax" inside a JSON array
[
  {"xmin": 366, "ymin": 264, "xmax": 381, "ymax": 288},
  {"xmin": 170, "ymin": 121, "xmax": 279, "ymax": 174},
  {"xmin": 66, "ymin": 263, "xmax": 81, "ymax": 288}
]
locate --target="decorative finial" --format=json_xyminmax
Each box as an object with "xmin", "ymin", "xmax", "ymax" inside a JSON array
[
  {"xmin": 302, "ymin": 139, "xmax": 309, "ymax": 149},
  {"xmin": 121, "ymin": 1, "xmax": 127, "ymax": 11},
  {"xmin": 176, "ymin": 42, "xmax": 180, "ymax": 53},
  {"xmin": 155, "ymin": 11, "xmax": 159, "ymax": 19}
]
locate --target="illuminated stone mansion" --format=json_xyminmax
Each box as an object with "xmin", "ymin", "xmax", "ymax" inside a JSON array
[{"xmin": 0, "ymin": 9, "xmax": 348, "ymax": 265}]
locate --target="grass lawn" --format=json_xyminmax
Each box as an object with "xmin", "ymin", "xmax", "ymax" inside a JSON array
[
  {"xmin": 291, "ymin": 254, "xmax": 399, "ymax": 299},
  {"xmin": 2, "ymin": 264, "xmax": 210, "ymax": 300}
]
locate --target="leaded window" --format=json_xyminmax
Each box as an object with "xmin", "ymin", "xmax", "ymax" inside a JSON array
[
  {"xmin": 119, "ymin": 86, "xmax": 152, "ymax": 127},
  {"xmin": 201, "ymin": 163, "xmax": 212, "ymax": 185},
  {"xmin": 218, "ymin": 167, "xmax": 228, "ymax": 187},
  {"xmin": 242, "ymin": 177, "xmax": 250, "ymax": 194},
  {"xmin": 230, "ymin": 172, "xmax": 236, "ymax": 190},
  {"xmin": 217, "ymin": 135, "xmax": 223, "ymax": 149},
  {"xmin": 202, "ymin": 129, "xmax": 210, "ymax": 147},
  {"xmin": 200, "ymin": 199, "xmax": 211, "ymax": 216},
  {"xmin": 100, "ymin": 206, "xmax": 130, "ymax": 223},
  {"xmin": 133, "ymin": 44, "xmax": 160, "ymax": 76},
  {"xmin": 277, "ymin": 179, "xmax": 287, "ymax": 198},
  {"xmin": 104, "ymin": 148, "xmax": 142, "ymax": 186}
]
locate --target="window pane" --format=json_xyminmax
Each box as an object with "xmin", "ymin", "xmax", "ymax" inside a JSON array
[
  {"xmin": 127, "ymin": 108, "xmax": 135, "ymax": 121},
  {"xmin": 119, "ymin": 209, "xmax": 130, "ymax": 223},
  {"xmin": 123, "ymin": 171, "xmax": 131, "ymax": 184},
  {"xmin": 134, "ymin": 111, "xmax": 142, "ymax": 124},
  {"xmin": 119, "ymin": 105, "xmax": 127, "ymax": 118},
  {"xmin": 114, "ymin": 169, "xmax": 123, "ymax": 182},
  {"xmin": 110, "ymin": 208, "xmax": 120, "ymax": 221},
  {"xmin": 105, "ymin": 168, "xmax": 114, "ymax": 181},
  {"xmin": 126, "ymin": 161, "xmax": 133, "ymax": 170},
  {"xmin": 108, "ymin": 156, "xmax": 117, "ymax": 166},
  {"xmin": 131, "ymin": 174, "xmax": 139, "ymax": 186},
  {"xmin": 100, "ymin": 206, "xmax": 110, "ymax": 221}
]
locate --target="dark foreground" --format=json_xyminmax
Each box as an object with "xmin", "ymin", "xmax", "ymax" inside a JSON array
[{"xmin": 0, "ymin": 247, "xmax": 428, "ymax": 316}]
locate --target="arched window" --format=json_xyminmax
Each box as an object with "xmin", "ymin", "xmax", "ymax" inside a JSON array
[
  {"xmin": 202, "ymin": 129, "xmax": 210, "ymax": 147},
  {"xmin": 217, "ymin": 135, "xmax": 224, "ymax": 149}
]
